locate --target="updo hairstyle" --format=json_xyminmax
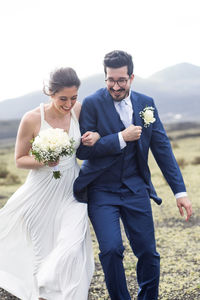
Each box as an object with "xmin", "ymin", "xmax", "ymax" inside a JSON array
[{"xmin": 44, "ymin": 67, "xmax": 81, "ymax": 96}]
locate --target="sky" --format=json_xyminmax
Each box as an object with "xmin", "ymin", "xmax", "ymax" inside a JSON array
[{"xmin": 0, "ymin": 0, "xmax": 200, "ymax": 102}]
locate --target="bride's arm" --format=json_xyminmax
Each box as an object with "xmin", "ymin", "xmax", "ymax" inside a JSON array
[
  {"xmin": 15, "ymin": 111, "xmax": 44, "ymax": 169},
  {"xmin": 81, "ymin": 131, "xmax": 100, "ymax": 146},
  {"xmin": 74, "ymin": 101, "xmax": 100, "ymax": 146}
]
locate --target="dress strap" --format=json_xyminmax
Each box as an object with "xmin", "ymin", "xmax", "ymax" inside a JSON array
[
  {"xmin": 71, "ymin": 108, "xmax": 79, "ymax": 124},
  {"xmin": 40, "ymin": 103, "xmax": 45, "ymax": 128}
]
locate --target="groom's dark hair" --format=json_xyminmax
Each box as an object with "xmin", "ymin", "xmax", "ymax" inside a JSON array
[{"xmin": 103, "ymin": 50, "xmax": 134, "ymax": 76}]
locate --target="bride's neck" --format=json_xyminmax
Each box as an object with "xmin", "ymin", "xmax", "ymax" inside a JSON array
[{"xmin": 47, "ymin": 103, "xmax": 70, "ymax": 120}]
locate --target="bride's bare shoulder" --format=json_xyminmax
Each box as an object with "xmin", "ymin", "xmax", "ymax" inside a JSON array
[{"xmin": 20, "ymin": 106, "xmax": 41, "ymax": 127}]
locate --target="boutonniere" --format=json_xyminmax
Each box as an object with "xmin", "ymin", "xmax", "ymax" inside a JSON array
[{"xmin": 139, "ymin": 106, "xmax": 156, "ymax": 128}]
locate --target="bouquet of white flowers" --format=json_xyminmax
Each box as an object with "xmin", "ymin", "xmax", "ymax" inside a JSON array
[{"xmin": 30, "ymin": 128, "xmax": 75, "ymax": 179}]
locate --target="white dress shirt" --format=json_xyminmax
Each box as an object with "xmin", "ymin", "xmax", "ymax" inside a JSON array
[{"xmin": 114, "ymin": 93, "xmax": 132, "ymax": 149}]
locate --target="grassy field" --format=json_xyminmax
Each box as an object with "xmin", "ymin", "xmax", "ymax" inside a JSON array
[{"xmin": 0, "ymin": 128, "xmax": 200, "ymax": 299}]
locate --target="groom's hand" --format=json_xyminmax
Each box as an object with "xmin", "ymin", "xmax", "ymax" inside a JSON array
[
  {"xmin": 176, "ymin": 196, "xmax": 192, "ymax": 221},
  {"xmin": 121, "ymin": 125, "xmax": 142, "ymax": 142}
]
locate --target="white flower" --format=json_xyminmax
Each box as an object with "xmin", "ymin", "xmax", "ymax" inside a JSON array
[{"xmin": 139, "ymin": 106, "xmax": 156, "ymax": 127}]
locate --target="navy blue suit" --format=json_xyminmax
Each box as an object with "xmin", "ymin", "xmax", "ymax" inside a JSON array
[{"xmin": 74, "ymin": 88, "xmax": 186, "ymax": 299}]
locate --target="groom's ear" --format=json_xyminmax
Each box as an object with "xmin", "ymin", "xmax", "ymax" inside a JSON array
[{"xmin": 130, "ymin": 74, "xmax": 134, "ymax": 83}]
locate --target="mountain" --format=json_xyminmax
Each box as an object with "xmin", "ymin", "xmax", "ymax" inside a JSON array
[
  {"xmin": 134, "ymin": 63, "xmax": 200, "ymax": 122},
  {"xmin": 0, "ymin": 75, "xmax": 105, "ymax": 121},
  {"xmin": 0, "ymin": 63, "xmax": 200, "ymax": 123},
  {"xmin": 0, "ymin": 91, "xmax": 48, "ymax": 120},
  {"xmin": 149, "ymin": 62, "xmax": 200, "ymax": 82}
]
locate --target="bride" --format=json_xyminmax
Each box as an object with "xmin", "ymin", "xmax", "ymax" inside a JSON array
[{"xmin": 0, "ymin": 67, "xmax": 99, "ymax": 300}]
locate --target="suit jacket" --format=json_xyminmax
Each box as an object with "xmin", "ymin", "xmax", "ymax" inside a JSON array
[{"xmin": 74, "ymin": 88, "xmax": 186, "ymax": 204}]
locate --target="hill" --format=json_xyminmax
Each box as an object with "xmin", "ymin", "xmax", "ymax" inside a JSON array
[{"xmin": 0, "ymin": 63, "xmax": 200, "ymax": 123}]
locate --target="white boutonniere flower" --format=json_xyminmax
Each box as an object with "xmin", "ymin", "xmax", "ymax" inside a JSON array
[{"xmin": 139, "ymin": 106, "xmax": 156, "ymax": 127}]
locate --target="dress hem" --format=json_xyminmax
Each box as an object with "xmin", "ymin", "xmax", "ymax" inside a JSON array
[{"xmin": 0, "ymin": 270, "xmax": 34, "ymax": 300}]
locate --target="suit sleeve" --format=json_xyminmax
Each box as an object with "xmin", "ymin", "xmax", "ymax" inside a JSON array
[
  {"xmin": 150, "ymin": 100, "xmax": 186, "ymax": 194},
  {"xmin": 76, "ymin": 97, "xmax": 122, "ymax": 160}
]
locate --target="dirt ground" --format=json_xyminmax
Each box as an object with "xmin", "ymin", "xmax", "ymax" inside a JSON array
[{"xmin": 0, "ymin": 134, "xmax": 200, "ymax": 299}]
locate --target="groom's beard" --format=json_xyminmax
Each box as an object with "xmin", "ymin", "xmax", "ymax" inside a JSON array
[{"xmin": 108, "ymin": 87, "xmax": 129, "ymax": 102}]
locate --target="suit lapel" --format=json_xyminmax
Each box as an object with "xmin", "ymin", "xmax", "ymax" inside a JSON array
[
  {"xmin": 130, "ymin": 91, "xmax": 143, "ymax": 126},
  {"xmin": 103, "ymin": 89, "xmax": 125, "ymax": 132},
  {"xmin": 130, "ymin": 91, "xmax": 146, "ymax": 159}
]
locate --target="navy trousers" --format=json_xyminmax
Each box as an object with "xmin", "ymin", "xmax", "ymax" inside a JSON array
[{"xmin": 88, "ymin": 187, "xmax": 160, "ymax": 300}]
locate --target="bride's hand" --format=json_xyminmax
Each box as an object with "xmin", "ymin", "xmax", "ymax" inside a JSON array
[
  {"xmin": 47, "ymin": 160, "xmax": 60, "ymax": 167},
  {"xmin": 82, "ymin": 131, "xmax": 100, "ymax": 146}
]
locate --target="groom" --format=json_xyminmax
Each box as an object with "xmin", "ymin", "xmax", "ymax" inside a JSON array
[{"xmin": 74, "ymin": 50, "xmax": 192, "ymax": 300}]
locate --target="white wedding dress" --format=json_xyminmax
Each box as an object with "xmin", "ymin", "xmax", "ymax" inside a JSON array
[{"xmin": 0, "ymin": 103, "xmax": 94, "ymax": 300}]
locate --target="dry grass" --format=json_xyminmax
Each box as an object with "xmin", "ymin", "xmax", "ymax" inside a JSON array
[
  {"xmin": 0, "ymin": 131, "xmax": 200, "ymax": 299},
  {"xmin": 192, "ymin": 156, "xmax": 200, "ymax": 165},
  {"xmin": 0, "ymin": 162, "xmax": 9, "ymax": 178}
]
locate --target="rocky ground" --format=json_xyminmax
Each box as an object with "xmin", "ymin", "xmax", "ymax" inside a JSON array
[
  {"xmin": 1, "ymin": 188, "xmax": 200, "ymax": 300},
  {"xmin": 0, "ymin": 135, "xmax": 200, "ymax": 299},
  {"xmin": 1, "ymin": 214, "xmax": 200, "ymax": 300}
]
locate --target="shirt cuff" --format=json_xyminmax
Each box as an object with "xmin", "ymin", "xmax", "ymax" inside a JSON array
[
  {"xmin": 175, "ymin": 192, "xmax": 188, "ymax": 199},
  {"xmin": 118, "ymin": 132, "xmax": 127, "ymax": 149}
]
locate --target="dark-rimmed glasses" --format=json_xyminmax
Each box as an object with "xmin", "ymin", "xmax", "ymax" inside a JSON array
[{"xmin": 105, "ymin": 77, "xmax": 130, "ymax": 88}]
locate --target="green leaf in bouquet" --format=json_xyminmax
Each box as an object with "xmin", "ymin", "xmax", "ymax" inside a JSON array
[{"xmin": 53, "ymin": 171, "xmax": 61, "ymax": 179}]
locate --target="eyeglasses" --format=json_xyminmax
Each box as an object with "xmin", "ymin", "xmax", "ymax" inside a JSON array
[{"xmin": 105, "ymin": 77, "xmax": 130, "ymax": 88}]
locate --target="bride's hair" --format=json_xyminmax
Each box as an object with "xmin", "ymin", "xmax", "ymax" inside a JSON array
[{"xmin": 43, "ymin": 67, "xmax": 81, "ymax": 96}]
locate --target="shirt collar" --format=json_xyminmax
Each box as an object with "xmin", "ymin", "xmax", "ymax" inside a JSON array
[
  {"xmin": 123, "ymin": 91, "xmax": 131, "ymax": 106},
  {"xmin": 114, "ymin": 90, "xmax": 132, "ymax": 108}
]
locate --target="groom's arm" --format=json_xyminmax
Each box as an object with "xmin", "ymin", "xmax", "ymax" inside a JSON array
[
  {"xmin": 149, "ymin": 100, "xmax": 192, "ymax": 221},
  {"xmin": 150, "ymin": 101, "xmax": 186, "ymax": 193},
  {"xmin": 76, "ymin": 97, "xmax": 122, "ymax": 160}
]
